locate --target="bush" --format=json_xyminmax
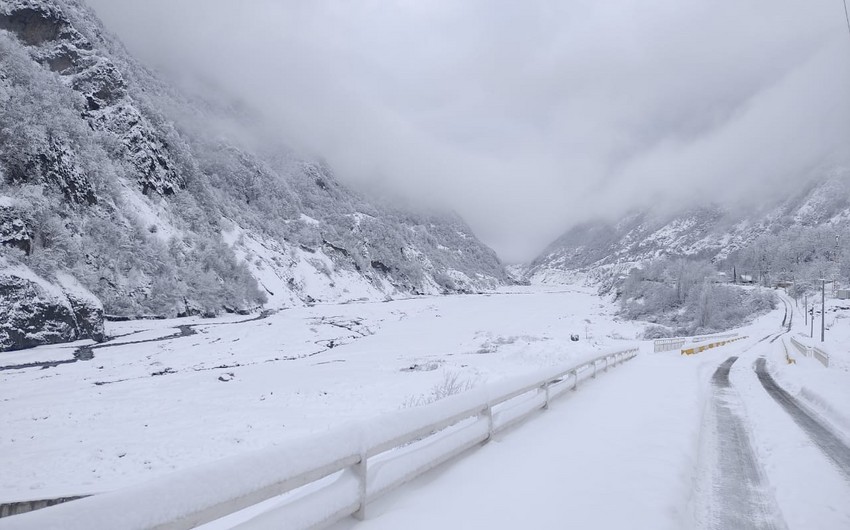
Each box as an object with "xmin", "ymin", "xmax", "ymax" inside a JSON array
[
  {"xmin": 402, "ymin": 370, "xmax": 475, "ymax": 408},
  {"xmin": 618, "ymin": 258, "xmax": 776, "ymax": 335}
]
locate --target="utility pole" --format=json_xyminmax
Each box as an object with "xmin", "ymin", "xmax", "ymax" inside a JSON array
[
  {"xmin": 836, "ymin": 234, "xmax": 841, "ymax": 297},
  {"xmin": 821, "ymin": 278, "xmax": 826, "ymax": 343},
  {"xmin": 811, "ymin": 299, "xmax": 815, "ymax": 339},
  {"xmin": 804, "ymin": 294, "xmax": 808, "ymax": 326},
  {"xmin": 793, "ymin": 275, "xmax": 797, "ymax": 307}
]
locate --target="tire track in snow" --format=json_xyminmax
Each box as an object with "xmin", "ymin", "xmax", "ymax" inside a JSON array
[
  {"xmin": 754, "ymin": 358, "xmax": 850, "ymax": 479},
  {"xmin": 701, "ymin": 356, "xmax": 785, "ymax": 530}
]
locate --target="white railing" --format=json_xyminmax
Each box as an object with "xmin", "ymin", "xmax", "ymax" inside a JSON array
[
  {"xmin": 653, "ymin": 333, "xmax": 740, "ymax": 353},
  {"xmin": 790, "ymin": 335, "xmax": 830, "ymax": 368},
  {"xmin": 653, "ymin": 338, "xmax": 686, "ymax": 353},
  {"xmin": 691, "ymin": 333, "xmax": 738, "ymax": 344},
  {"xmin": 789, "ymin": 336, "xmax": 807, "ymax": 356},
  {"xmin": 813, "ymin": 347, "xmax": 830, "ymax": 368},
  {"xmin": 3, "ymin": 348, "xmax": 639, "ymax": 530}
]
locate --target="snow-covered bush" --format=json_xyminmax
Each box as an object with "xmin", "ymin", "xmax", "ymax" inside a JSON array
[
  {"xmin": 617, "ymin": 258, "xmax": 776, "ymax": 336},
  {"xmin": 724, "ymin": 224, "xmax": 848, "ymax": 293},
  {"xmin": 402, "ymin": 371, "xmax": 476, "ymax": 408}
]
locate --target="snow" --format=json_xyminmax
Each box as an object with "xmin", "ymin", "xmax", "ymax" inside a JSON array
[
  {"xmin": 118, "ymin": 179, "xmax": 180, "ymax": 243},
  {"xmin": 0, "ymin": 285, "xmax": 641, "ymax": 502},
  {"xmin": 53, "ymin": 272, "xmax": 102, "ymax": 310},
  {"xmin": 330, "ymin": 349, "xmax": 709, "ymax": 530},
  {"xmin": 0, "ymin": 258, "xmax": 68, "ymax": 307},
  {"xmin": 768, "ymin": 296, "xmax": 850, "ymax": 441},
  {"xmin": 323, "ymin": 303, "xmax": 850, "ymax": 530},
  {"xmin": 220, "ymin": 223, "xmax": 394, "ymax": 308},
  {"xmin": 0, "ymin": 424, "xmax": 365, "ymax": 530},
  {"xmin": 2, "ymin": 284, "xmax": 849, "ymax": 529},
  {"xmin": 299, "ymin": 213, "xmax": 321, "ymax": 226},
  {"xmin": 730, "ymin": 350, "xmax": 850, "ymax": 529},
  {"xmin": 350, "ymin": 212, "xmax": 374, "ymax": 227}
]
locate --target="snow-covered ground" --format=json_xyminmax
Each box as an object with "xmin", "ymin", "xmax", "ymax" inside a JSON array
[
  {"xmin": 3, "ymin": 284, "xmax": 850, "ymax": 529},
  {"xmin": 0, "ymin": 285, "xmax": 641, "ymax": 502},
  {"xmin": 325, "ymin": 296, "xmax": 850, "ymax": 530}
]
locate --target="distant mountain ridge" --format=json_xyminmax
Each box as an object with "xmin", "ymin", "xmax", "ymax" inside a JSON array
[
  {"xmin": 0, "ymin": 0, "xmax": 507, "ymax": 350},
  {"xmin": 528, "ymin": 170, "xmax": 850, "ymax": 281}
]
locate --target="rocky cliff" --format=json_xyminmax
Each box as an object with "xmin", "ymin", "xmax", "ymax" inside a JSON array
[{"xmin": 0, "ymin": 0, "xmax": 508, "ymax": 350}]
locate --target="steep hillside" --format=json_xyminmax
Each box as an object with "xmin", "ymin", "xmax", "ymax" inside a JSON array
[
  {"xmin": 0, "ymin": 0, "xmax": 507, "ymax": 349},
  {"xmin": 528, "ymin": 170, "xmax": 850, "ymax": 282}
]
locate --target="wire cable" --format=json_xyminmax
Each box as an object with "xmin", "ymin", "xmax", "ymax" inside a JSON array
[{"xmin": 844, "ymin": 0, "xmax": 850, "ymax": 40}]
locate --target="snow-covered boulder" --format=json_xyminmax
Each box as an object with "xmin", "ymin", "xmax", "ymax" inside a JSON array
[
  {"xmin": 0, "ymin": 259, "xmax": 104, "ymax": 352},
  {"xmin": 55, "ymin": 271, "xmax": 104, "ymax": 342}
]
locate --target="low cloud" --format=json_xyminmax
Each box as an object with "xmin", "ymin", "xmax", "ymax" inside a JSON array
[{"xmin": 86, "ymin": 0, "xmax": 850, "ymax": 261}]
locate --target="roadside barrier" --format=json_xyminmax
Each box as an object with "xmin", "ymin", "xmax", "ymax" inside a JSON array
[
  {"xmin": 789, "ymin": 335, "xmax": 830, "ymax": 368},
  {"xmin": 691, "ymin": 333, "xmax": 739, "ymax": 343},
  {"xmin": 0, "ymin": 496, "xmax": 88, "ymax": 519},
  {"xmin": 681, "ymin": 336, "xmax": 748, "ymax": 356},
  {"xmin": 655, "ymin": 333, "xmax": 739, "ymax": 353},
  {"xmin": 3, "ymin": 348, "xmax": 639, "ymax": 530},
  {"xmin": 653, "ymin": 338, "xmax": 686, "ymax": 353}
]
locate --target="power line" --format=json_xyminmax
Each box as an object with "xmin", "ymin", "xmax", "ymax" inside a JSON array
[{"xmin": 844, "ymin": 0, "xmax": 850, "ymax": 40}]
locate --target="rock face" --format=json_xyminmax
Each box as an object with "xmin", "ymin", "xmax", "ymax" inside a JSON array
[
  {"xmin": 0, "ymin": 201, "xmax": 32, "ymax": 255},
  {"xmin": 0, "ymin": 259, "xmax": 104, "ymax": 352},
  {"xmin": 0, "ymin": 0, "xmax": 508, "ymax": 328},
  {"xmin": 0, "ymin": 0, "xmax": 183, "ymax": 197}
]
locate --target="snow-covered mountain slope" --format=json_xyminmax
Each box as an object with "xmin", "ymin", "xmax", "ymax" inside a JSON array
[
  {"xmin": 528, "ymin": 170, "xmax": 850, "ymax": 281},
  {"xmin": 0, "ymin": 0, "xmax": 508, "ymax": 344}
]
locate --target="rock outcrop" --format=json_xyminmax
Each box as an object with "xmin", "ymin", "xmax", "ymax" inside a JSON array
[
  {"xmin": 0, "ymin": 258, "xmax": 104, "ymax": 351},
  {"xmin": 0, "ymin": 0, "xmax": 183, "ymax": 197}
]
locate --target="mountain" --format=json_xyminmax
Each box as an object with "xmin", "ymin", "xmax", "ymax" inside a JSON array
[
  {"xmin": 528, "ymin": 170, "xmax": 850, "ymax": 282},
  {"xmin": 0, "ymin": 0, "xmax": 507, "ymax": 351}
]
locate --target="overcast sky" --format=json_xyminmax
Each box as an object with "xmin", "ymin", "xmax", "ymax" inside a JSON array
[{"xmin": 86, "ymin": 0, "xmax": 850, "ymax": 262}]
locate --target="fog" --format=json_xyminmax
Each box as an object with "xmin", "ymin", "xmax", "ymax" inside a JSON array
[{"xmin": 86, "ymin": 0, "xmax": 850, "ymax": 262}]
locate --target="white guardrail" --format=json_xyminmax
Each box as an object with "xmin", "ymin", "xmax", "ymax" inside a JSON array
[
  {"xmin": 653, "ymin": 333, "xmax": 739, "ymax": 353},
  {"xmin": 691, "ymin": 333, "xmax": 738, "ymax": 344},
  {"xmin": 3, "ymin": 348, "xmax": 639, "ymax": 530},
  {"xmin": 789, "ymin": 335, "xmax": 830, "ymax": 368},
  {"xmin": 681, "ymin": 336, "xmax": 747, "ymax": 356},
  {"xmin": 653, "ymin": 338, "xmax": 686, "ymax": 353}
]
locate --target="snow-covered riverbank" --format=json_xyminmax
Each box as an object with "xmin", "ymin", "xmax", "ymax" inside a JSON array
[{"xmin": 0, "ymin": 285, "xmax": 642, "ymax": 500}]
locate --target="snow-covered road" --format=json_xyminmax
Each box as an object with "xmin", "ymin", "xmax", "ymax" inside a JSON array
[
  {"xmin": 329, "ymin": 350, "xmax": 708, "ymax": 530},
  {"xmin": 754, "ymin": 357, "xmax": 850, "ymax": 479},
  {"xmin": 699, "ymin": 355, "xmax": 783, "ymax": 530},
  {"xmin": 326, "ymin": 302, "xmax": 850, "ymax": 530}
]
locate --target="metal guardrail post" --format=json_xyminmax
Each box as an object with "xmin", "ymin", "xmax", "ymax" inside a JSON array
[
  {"xmin": 813, "ymin": 348, "xmax": 830, "ymax": 367},
  {"xmin": 482, "ymin": 405, "xmax": 494, "ymax": 443},
  {"xmin": 354, "ymin": 455, "xmax": 368, "ymax": 520}
]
